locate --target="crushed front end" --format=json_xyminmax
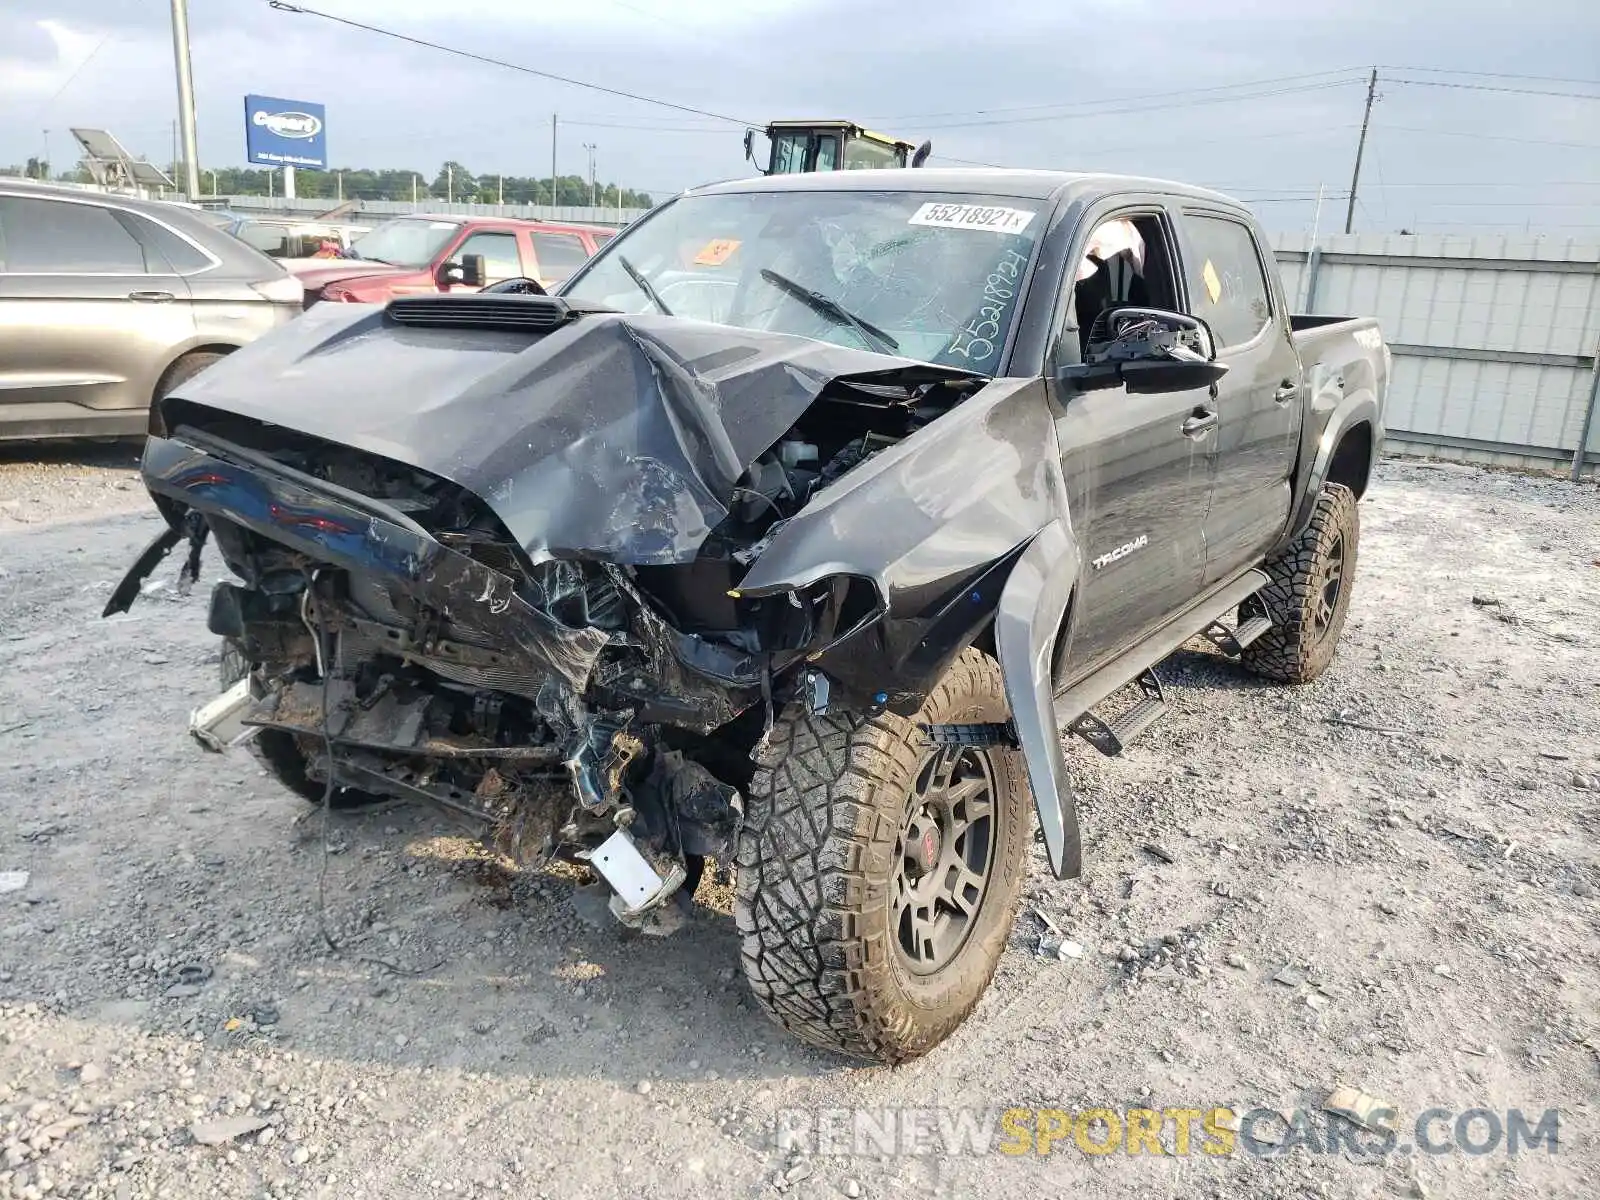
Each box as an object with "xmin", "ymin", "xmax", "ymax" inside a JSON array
[{"xmin": 108, "ymin": 298, "xmax": 1012, "ymax": 928}]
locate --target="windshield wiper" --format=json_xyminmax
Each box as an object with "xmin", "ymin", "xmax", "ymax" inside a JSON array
[
  {"xmin": 617, "ymin": 255, "xmax": 673, "ymax": 316},
  {"xmin": 758, "ymin": 268, "xmax": 899, "ymax": 354}
]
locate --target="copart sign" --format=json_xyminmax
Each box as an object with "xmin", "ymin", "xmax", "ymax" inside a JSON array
[{"xmin": 244, "ymin": 94, "xmax": 327, "ymax": 169}]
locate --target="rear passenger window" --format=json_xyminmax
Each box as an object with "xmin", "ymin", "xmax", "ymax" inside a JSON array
[
  {"xmin": 455, "ymin": 231, "xmax": 522, "ymax": 282},
  {"xmin": 1181, "ymin": 214, "xmax": 1272, "ymax": 347},
  {"xmin": 123, "ymin": 213, "xmax": 214, "ymax": 274},
  {"xmin": 0, "ymin": 196, "xmax": 146, "ymax": 273},
  {"xmin": 531, "ymin": 232, "xmax": 590, "ymax": 285}
]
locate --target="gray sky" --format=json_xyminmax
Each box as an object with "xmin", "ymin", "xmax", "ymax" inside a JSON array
[{"xmin": 2, "ymin": 0, "xmax": 1597, "ymax": 234}]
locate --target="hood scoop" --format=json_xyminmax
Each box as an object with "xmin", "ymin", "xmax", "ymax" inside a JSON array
[{"xmin": 385, "ymin": 293, "xmax": 617, "ymax": 332}]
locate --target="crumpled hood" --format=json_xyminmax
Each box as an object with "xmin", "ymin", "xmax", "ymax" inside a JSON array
[{"xmin": 164, "ymin": 301, "xmax": 974, "ymax": 564}]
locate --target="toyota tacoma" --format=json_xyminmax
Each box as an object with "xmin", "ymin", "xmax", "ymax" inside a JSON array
[{"xmin": 106, "ymin": 169, "xmax": 1388, "ymax": 1064}]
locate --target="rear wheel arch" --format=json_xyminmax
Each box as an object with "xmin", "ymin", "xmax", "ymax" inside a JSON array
[{"xmin": 1324, "ymin": 420, "xmax": 1374, "ymax": 498}]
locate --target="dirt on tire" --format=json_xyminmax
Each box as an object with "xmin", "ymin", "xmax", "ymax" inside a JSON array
[
  {"xmin": 1241, "ymin": 482, "xmax": 1359, "ymax": 684},
  {"xmin": 734, "ymin": 649, "xmax": 1031, "ymax": 1063}
]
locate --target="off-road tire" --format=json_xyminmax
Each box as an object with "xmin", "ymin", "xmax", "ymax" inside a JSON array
[
  {"xmin": 734, "ymin": 649, "xmax": 1031, "ymax": 1063},
  {"xmin": 1239, "ymin": 483, "xmax": 1359, "ymax": 685},
  {"xmin": 219, "ymin": 639, "xmax": 378, "ymax": 808}
]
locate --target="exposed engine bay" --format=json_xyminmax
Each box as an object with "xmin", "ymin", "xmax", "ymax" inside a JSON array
[{"xmin": 108, "ymin": 297, "xmax": 1057, "ymax": 929}]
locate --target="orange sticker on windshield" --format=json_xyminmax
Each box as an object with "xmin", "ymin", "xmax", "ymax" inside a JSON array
[
  {"xmin": 693, "ymin": 238, "xmax": 741, "ymax": 266},
  {"xmin": 1202, "ymin": 259, "xmax": 1223, "ymax": 305}
]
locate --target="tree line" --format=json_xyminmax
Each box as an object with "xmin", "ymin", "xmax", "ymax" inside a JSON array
[{"xmin": 5, "ymin": 158, "xmax": 654, "ymax": 208}]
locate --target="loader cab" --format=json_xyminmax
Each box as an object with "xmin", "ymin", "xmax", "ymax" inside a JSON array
[{"xmin": 744, "ymin": 121, "xmax": 932, "ymax": 175}]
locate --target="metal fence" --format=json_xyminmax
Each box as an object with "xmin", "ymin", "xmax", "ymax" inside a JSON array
[
  {"xmin": 216, "ymin": 195, "xmax": 648, "ymax": 228},
  {"xmin": 1270, "ymin": 232, "xmax": 1600, "ymax": 481}
]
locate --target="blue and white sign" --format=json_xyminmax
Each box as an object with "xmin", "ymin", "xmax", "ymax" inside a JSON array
[{"xmin": 244, "ymin": 95, "xmax": 327, "ymax": 169}]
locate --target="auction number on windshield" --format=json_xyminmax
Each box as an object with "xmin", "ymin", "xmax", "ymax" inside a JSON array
[
  {"xmin": 946, "ymin": 247, "xmax": 1029, "ymax": 364},
  {"xmin": 909, "ymin": 203, "xmax": 1036, "ymax": 235}
]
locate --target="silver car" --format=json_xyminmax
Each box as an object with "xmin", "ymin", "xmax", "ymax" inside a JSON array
[{"xmin": 0, "ymin": 181, "xmax": 305, "ymax": 442}]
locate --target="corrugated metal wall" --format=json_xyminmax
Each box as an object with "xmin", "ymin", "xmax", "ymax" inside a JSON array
[{"xmin": 1270, "ymin": 233, "xmax": 1600, "ymax": 478}]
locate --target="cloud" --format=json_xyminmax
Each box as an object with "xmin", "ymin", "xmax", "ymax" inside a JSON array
[{"xmin": 1, "ymin": 0, "xmax": 1596, "ymax": 232}]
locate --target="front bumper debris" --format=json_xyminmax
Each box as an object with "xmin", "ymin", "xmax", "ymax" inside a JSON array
[
  {"xmin": 189, "ymin": 677, "xmax": 262, "ymax": 753},
  {"xmin": 587, "ymin": 827, "xmax": 687, "ymax": 926}
]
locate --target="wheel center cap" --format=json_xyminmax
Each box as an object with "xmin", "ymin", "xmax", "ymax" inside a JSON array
[{"xmin": 906, "ymin": 820, "xmax": 942, "ymax": 877}]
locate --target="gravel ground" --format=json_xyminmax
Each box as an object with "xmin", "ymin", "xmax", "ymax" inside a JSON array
[{"xmin": 1, "ymin": 452, "xmax": 1597, "ymax": 1200}]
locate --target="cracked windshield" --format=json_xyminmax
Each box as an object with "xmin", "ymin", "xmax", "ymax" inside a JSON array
[{"xmin": 561, "ymin": 190, "xmax": 1045, "ymax": 372}]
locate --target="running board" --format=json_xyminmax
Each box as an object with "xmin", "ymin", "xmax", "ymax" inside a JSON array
[
  {"xmin": 1198, "ymin": 614, "xmax": 1273, "ymax": 659},
  {"xmin": 1054, "ymin": 567, "xmax": 1270, "ymax": 729},
  {"xmin": 1067, "ymin": 669, "xmax": 1166, "ymax": 756}
]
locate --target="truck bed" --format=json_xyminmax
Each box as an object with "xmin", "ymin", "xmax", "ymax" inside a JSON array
[{"xmin": 1289, "ymin": 314, "xmax": 1388, "ymax": 396}]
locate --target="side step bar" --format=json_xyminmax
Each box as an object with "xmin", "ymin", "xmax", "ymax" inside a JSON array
[
  {"xmin": 1054, "ymin": 567, "xmax": 1271, "ymax": 730},
  {"xmin": 1198, "ymin": 614, "xmax": 1272, "ymax": 658},
  {"xmin": 927, "ymin": 569, "xmax": 1272, "ymax": 761},
  {"xmin": 1067, "ymin": 669, "xmax": 1166, "ymax": 757}
]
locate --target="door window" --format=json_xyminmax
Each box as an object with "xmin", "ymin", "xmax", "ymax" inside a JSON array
[
  {"xmin": 454, "ymin": 231, "xmax": 521, "ymax": 282},
  {"xmin": 531, "ymin": 232, "xmax": 589, "ymax": 285},
  {"xmin": 813, "ymin": 136, "xmax": 840, "ymax": 171},
  {"xmin": 842, "ymin": 137, "xmax": 903, "ymax": 170},
  {"xmin": 1180, "ymin": 214, "xmax": 1272, "ymax": 347},
  {"xmin": 1070, "ymin": 212, "xmax": 1181, "ymax": 356},
  {"xmin": 769, "ymin": 134, "xmax": 809, "ymax": 175},
  {"xmin": 0, "ymin": 197, "xmax": 147, "ymax": 273}
]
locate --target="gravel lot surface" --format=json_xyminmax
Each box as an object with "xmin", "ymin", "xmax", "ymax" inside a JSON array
[{"xmin": 1, "ymin": 452, "xmax": 1597, "ymax": 1200}]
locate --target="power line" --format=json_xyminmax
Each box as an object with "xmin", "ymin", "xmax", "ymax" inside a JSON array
[
  {"xmin": 265, "ymin": 1, "xmax": 753, "ymax": 126},
  {"xmin": 903, "ymin": 78, "xmax": 1367, "ymax": 131},
  {"xmin": 868, "ymin": 67, "xmax": 1366, "ymax": 123},
  {"xmin": 33, "ymin": 31, "xmax": 115, "ymax": 122},
  {"xmin": 1382, "ymin": 76, "xmax": 1600, "ymax": 101},
  {"xmin": 1378, "ymin": 125, "xmax": 1600, "ymax": 150},
  {"xmin": 1377, "ymin": 65, "xmax": 1600, "ymax": 88},
  {"xmin": 562, "ymin": 119, "xmax": 727, "ymax": 132}
]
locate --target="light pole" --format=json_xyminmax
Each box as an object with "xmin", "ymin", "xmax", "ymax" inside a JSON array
[
  {"xmin": 168, "ymin": 0, "xmax": 201, "ymax": 201},
  {"xmin": 582, "ymin": 142, "xmax": 597, "ymax": 208}
]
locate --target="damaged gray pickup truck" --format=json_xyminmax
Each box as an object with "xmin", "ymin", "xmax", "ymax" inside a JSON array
[{"xmin": 106, "ymin": 169, "xmax": 1388, "ymax": 1064}]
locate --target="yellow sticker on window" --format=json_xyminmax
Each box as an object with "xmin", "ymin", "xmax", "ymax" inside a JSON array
[
  {"xmin": 693, "ymin": 238, "xmax": 741, "ymax": 266},
  {"xmin": 1202, "ymin": 259, "xmax": 1222, "ymax": 305}
]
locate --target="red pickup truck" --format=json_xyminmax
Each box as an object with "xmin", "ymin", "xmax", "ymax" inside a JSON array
[{"xmin": 291, "ymin": 214, "xmax": 615, "ymax": 304}]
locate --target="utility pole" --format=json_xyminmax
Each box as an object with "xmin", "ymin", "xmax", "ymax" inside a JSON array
[
  {"xmin": 168, "ymin": 0, "xmax": 202, "ymax": 201},
  {"xmin": 447, "ymin": 163, "xmax": 454, "ymax": 205},
  {"xmin": 1344, "ymin": 68, "xmax": 1378, "ymax": 235},
  {"xmin": 550, "ymin": 113, "xmax": 558, "ymax": 208},
  {"xmin": 583, "ymin": 143, "xmax": 598, "ymax": 207},
  {"xmin": 42, "ymin": 129, "xmax": 50, "ymax": 179}
]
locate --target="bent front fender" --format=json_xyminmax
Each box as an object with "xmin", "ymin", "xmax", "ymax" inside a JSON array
[{"xmin": 994, "ymin": 518, "xmax": 1081, "ymax": 880}]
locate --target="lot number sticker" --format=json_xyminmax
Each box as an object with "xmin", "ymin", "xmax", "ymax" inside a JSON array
[
  {"xmin": 693, "ymin": 238, "xmax": 742, "ymax": 266},
  {"xmin": 909, "ymin": 203, "xmax": 1035, "ymax": 235}
]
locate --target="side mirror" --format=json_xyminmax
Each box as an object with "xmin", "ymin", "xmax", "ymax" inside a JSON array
[
  {"xmin": 743, "ymin": 129, "xmax": 755, "ymax": 163},
  {"xmin": 439, "ymin": 254, "xmax": 486, "ymax": 288},
  {"xmin": 1057, "ymin": 307, "xmax": 1229, "ymax": 395},
  {"xmin": 910, "ymin": 140, "xmax": 933, "ymax": 168}
]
